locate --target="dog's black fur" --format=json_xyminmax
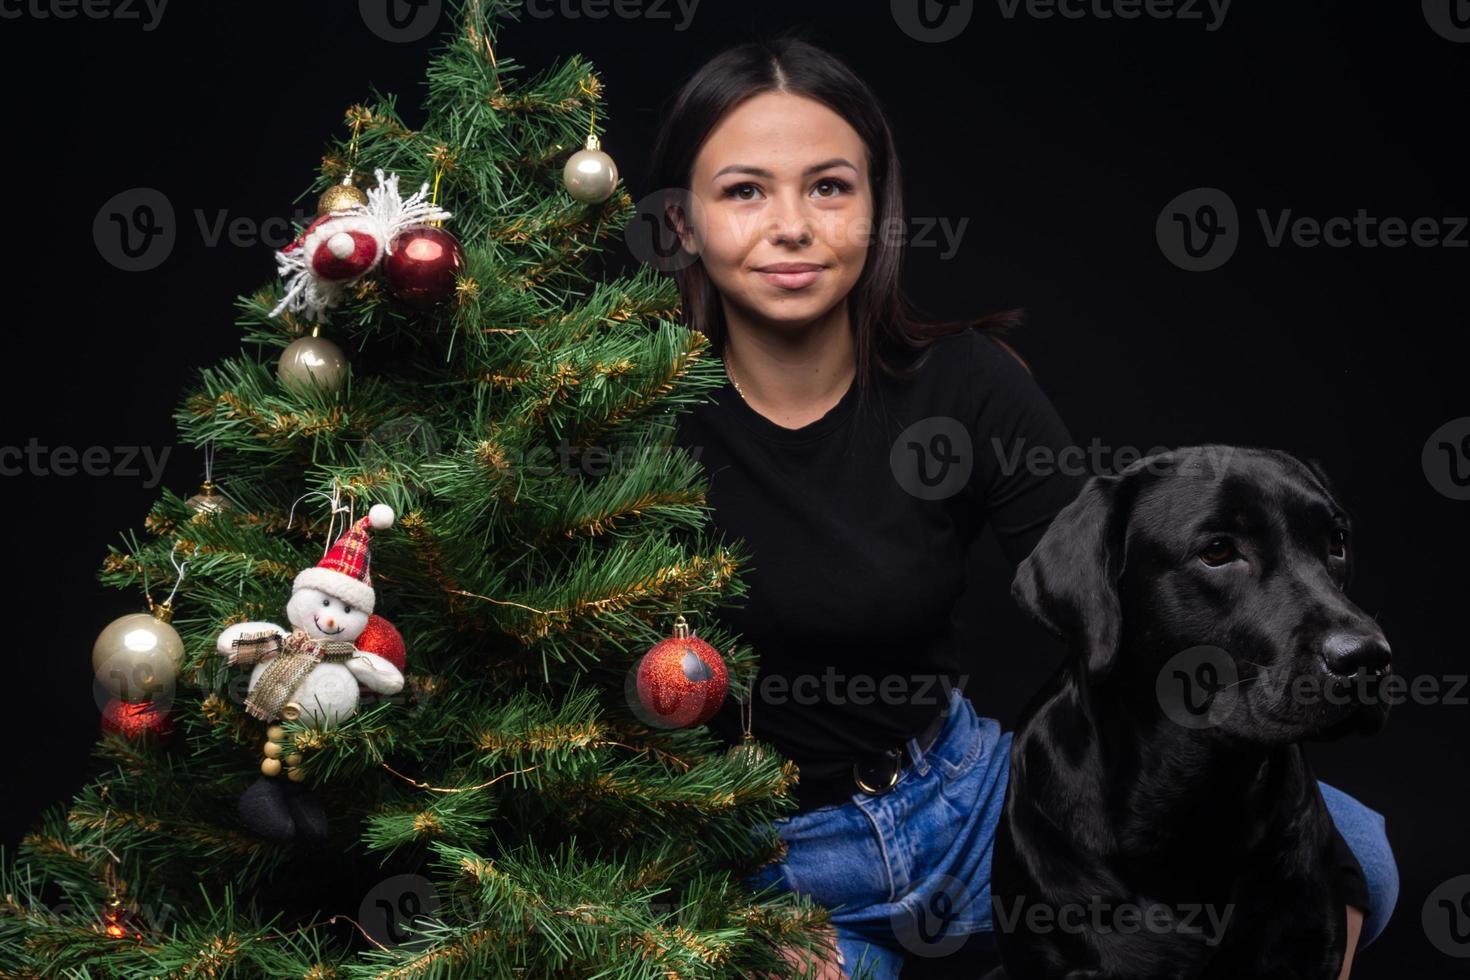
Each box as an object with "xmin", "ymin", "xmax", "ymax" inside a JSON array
[{"xmin": 991, "ymin": 446, "xmax": 1392, "ymax": 980}]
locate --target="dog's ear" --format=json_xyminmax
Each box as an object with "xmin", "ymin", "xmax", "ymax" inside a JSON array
[{"xmin": 1011, "ymin": 475, "xmax": 1126, "ymax": 681}]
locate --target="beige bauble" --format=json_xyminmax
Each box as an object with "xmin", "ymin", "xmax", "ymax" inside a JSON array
[
  {"xmin": 278, "ymin": 334, "xmax": 347, "ymax": 394},
  {"xmin": 563, "ymin": 136, "xmax": 619, "ymax": 204},
  {"xmin": 92, "ymin": 611, "xmax": 184, "ymax": 703}
]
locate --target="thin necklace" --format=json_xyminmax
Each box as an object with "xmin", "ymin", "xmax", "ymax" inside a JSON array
[{"xmin": 722, "ymin": 353, "xmax": 746, "ymax": 401}]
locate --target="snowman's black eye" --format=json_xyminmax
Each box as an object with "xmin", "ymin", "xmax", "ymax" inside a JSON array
[
  {"xmin": 322, "ymin": 597, "xmax": 330, "ymax": 606},
  {"xmin": 344, "ymin": 605, "xmax": 353, "ymax": 614}
]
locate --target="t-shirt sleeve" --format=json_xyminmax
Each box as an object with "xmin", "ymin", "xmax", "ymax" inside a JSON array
[
  {"xmin": 1328, "ymin": 822, "xmax": 1372, "ymax": 915},
  {"xmin": 966, "ymin": 333, "xmax": 1088, "ymax": 569}
]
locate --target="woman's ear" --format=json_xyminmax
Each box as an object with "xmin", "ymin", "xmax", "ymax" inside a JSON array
[
  {"xmin": 1010, "ymin": 474, "xmax": 1126, "ymax": 682},
  {"xmin": 663, "ymin": 194, "xmax": 699, "ymax": 257}
]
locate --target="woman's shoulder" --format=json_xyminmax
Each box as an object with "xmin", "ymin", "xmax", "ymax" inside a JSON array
[{"xmin": 905, "ymin": 327, "xmax": 1035, "ymax": 390}]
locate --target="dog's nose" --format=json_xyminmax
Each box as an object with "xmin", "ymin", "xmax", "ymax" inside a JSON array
[{"xmin": 1321, "ymin": 631, "xmax": 1392, "ymax": 677}]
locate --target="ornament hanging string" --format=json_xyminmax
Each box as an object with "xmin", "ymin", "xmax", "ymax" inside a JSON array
[
  {"xmin": 286, "ymin": 477, "xmax": 353, "ymax": 560},
  {"xmin": 428, "ymin": 148, "xmax": 458, "ymax": 228},
  {"xmin": 142, "ymin": 541, "xmax": 190, "ymax": 618},
  {"xmin": 579, "ymin": 77, "xmax": 598, "ymax": 142},
  {"xmin": 343, "ymin": 112, "xmax": 364, "ymax": 189}
]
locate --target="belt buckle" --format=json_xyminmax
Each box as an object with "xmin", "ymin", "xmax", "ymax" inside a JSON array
[{"xmin": 852, "ymin": 747, "xmax": 902, "ymax": 796}]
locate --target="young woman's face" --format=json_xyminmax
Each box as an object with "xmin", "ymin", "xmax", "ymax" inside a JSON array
[{"xmin": 681, "ymin": 91, "xmax": 874, "ymax": 333}]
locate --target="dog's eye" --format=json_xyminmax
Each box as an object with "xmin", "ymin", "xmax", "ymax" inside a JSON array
[
  {"xmin": 1198, "ymin": 537, "xmax": 1239, "ymax": 567},
  {"xmin": 1329, "ymin": 528, "xmax": 1348, "ymax": 559}
]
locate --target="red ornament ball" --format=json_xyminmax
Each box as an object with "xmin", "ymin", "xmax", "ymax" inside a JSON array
[
  {"xmin": 101, "ymin": 699, "xmax": 175, "ymax": 745},
  {"xmin": 382, "ymin": 226, "xmax": 464, "ymax": 309},
  {"xmin": 355, "ymin": 613, "xmax": 406, "ymax": 673},
  {"xmin": 633, "ymin": 621, "xmax": 727, "ymax": 728}
]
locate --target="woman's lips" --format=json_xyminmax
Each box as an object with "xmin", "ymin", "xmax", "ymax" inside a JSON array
[{"xmin": 756, "ymin": 267, "xmax": 825, "ymax": 290}]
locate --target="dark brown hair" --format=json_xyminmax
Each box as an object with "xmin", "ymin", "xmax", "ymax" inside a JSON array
[{"xmin": 646, "ymin": 33, "xmax": 1029, "ymax": 416}]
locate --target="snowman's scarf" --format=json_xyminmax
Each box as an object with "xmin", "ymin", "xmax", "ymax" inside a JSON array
[{"xmin": 229, "ymin": 627, "xmax": 358, "ymax": 722}]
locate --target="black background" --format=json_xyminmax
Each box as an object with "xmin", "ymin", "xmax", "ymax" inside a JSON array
[{"xmin": 2, "ymin": 1, "xmax": 1465, "ymax": 976}]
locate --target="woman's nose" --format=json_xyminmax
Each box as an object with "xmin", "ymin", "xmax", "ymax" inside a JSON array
[{"xmin": 767, "ymin": 192, "xmax": 815, "ymax": 245}]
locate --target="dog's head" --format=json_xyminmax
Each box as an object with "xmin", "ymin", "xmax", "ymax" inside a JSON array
[{"xmin": 1011, "ymin": 445, "xmax": 1392, "ymax": 742}]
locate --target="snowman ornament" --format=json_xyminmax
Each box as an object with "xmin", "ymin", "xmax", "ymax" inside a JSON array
[{"xmin": 216, "ymin": 503, "xmax": 405, "ymax": 842}]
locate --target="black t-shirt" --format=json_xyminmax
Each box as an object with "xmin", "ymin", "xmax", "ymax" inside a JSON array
[
  {"xmin": 670, "ymin": 326, "xmax": 1372, "ymax": 914},
  {"xmin": 673, "ymin": 327, "xmax": 1085, "ymax": 766}
]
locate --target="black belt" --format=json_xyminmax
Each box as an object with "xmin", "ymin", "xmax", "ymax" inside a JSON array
[{"xmin": 790, "ymin": 701, "xmax": 951, "ymax": 812}]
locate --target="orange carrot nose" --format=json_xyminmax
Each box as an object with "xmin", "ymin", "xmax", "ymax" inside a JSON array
[{"xmin": 324, "ymin": 618, "xmax": 335, "ymax": 629}]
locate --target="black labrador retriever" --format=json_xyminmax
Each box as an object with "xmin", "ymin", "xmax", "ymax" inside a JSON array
[{"xmin": 990, "ymin": 445, "xmax": 1392, "ymax": 980}]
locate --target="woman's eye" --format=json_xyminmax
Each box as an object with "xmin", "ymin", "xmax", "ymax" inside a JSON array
[
  {"xmin": 1198, "ymin": 537, "xmax": 1239, "ymax": 567},
  {"xmin": 1329, "ymin": 528, "xmax": 1348, "ymax": 559},
  {"xmin": 813, "ymin": 177, "xmax": 851, "ymax": 198},
  {"xmin": 721, "ymin": 182, "xmax": 759, "ymax": 201}
]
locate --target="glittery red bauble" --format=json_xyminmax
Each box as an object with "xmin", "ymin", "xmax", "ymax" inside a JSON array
[
  {"xmin": 355, "ymin": 613, "xmax": 406, "ymax": 672},
  {"xmin": 101, "ymin": 699, "xmax": 175, "ymax": 744},
  {"xmin": 382, "ymin": 226, "xmax": 464, "ymax": 309},
  {"xmin": 635, "ymin": 624, "xmax": 727, "ymax": 728}
]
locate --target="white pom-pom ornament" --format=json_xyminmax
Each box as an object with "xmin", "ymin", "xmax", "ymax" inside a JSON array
[{"xmin": 368, "ymin": 503, "xmax": 395, "ymax": 530}]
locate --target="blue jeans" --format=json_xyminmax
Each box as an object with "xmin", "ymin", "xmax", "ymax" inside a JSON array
[{"xmin": 744, "ymin": 686, "xmax": 1399, "ymax": 979}]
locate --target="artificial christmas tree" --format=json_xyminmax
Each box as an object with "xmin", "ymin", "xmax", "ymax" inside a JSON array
[{"xmin": 0, "ymin": 2, "xmax": 842, "ymax": 975}]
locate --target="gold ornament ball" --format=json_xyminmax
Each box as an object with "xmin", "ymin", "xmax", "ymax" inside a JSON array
[
  {"xmin": 278, "ymin": 335, "xmax": 347, "ymax": 394},
  {"xmin": 186, "ymin": 481, "xmax": 231, "ymax": 516},
  {"xmin": 726, "ymin": 738, "xmax": 769, "ymax": 766},
  {"xmin": 285, "ymin": 753, "xmax": 303, "ymax": 766},
  {"xmin": 286, "ymin": 767, "xmax": 306, "ymax": 783},
  {"xmin": 92, "ymin": 612, "xmax": 184, "ymax": 703},
  {"xmin": 261, "ymin": 757, "xmax": 282, "ymax": 777},
  {"xmin": 563, "ymin": 138, "xmax": 619, "ymax": 203},
  {"xmin": 262, "ymin": 741, "xmax": 282, "ymax": 759},
  {"xmin": 266, "ymin": 725, "xmax": 286, "ymax": 741},
  {"xmin": 317, "ymin": 183, "xmax": 368, "ymax": 214}
]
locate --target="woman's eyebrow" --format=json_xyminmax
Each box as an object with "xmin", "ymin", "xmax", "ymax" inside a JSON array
[{"xmin": 712, "ymin": 157, "xmax": 859, "ymax": 179}]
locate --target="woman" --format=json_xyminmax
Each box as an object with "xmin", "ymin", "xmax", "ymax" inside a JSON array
[{"xmin": 652, "ymin": 35, "xmax": 1398, "ymax": 979}]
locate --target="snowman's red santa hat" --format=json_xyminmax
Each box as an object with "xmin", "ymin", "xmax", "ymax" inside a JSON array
[{"xmin": 292, "ymin": 503, "xmax": 394, "ymax": 614}]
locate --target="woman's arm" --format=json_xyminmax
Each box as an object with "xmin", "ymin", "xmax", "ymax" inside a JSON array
[{"xmin": 963, "ymin": 333, "xmax": 1087, "ymax": 569}]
